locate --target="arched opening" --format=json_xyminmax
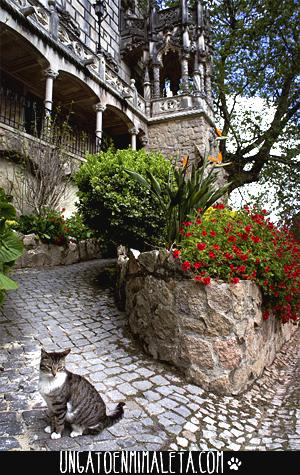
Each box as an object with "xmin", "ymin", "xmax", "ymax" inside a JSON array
[
  {"xmin": 160, "ymin": 50, "xmax": 181, "ymax": 97},
  {"xmin": 0, "ymin": 24, "xmax": 49, "ymax": 135},
  {"xmin": 102, "ymin": 105, "xmax": 135, "ymax": 150},
  {"xmin": 54, "ymin": 71, "xmax": 99, "ymax": 155}
]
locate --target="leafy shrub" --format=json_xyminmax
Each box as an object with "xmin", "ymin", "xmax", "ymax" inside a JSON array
[
  {"xmin": 17, "ymin": 209, "xmax": 68, "ymax": 245},
  {"xmin": 16, "ymin": 210, "xmax": 94, "ymax": 245},
  {"xmin": 175, "ymin": 205, "xmax": 300, "ymax": 324},
  {"xmin": 65, "ymin": 213, "xmax": 94, "ymax": 241},
  {"xmin": 0, "ymin": 188, "xmax": 23, "ymax": 305},
  {"xmin": 75, "ymin": 148, "xmax": 172, "ymax": 251}
]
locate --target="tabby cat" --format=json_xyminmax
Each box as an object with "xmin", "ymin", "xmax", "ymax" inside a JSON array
[{"xmin": 39, "ymin": 348, "xmax": 125, "ymax": 439}]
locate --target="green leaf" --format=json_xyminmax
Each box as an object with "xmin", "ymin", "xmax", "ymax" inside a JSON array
[
  {"xmin": 0, "ymin": 230, "xmax": 24, "ymax": 263},
  {"xmin": 0, "ymin": 272, "xmax": 18, "ymax": 290},
  {"xmin": 0, "ymin": 202, "xmax": 16, "ymax": 220},
  {"xmin": 125, "ymin": 169, "xmax": 151, "ymax": 190}
]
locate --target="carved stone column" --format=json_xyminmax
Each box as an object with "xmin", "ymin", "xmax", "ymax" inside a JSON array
[
  {"xmin": 181, "ymin": 53, "xmax": 190, "ymax": 94},
  {"xmin": 95, "ymin": 103, "xmax": 106, "ymax": 151},
  {"xmin": 152, "ymin": 64, "xmax": 161, "ymax": 99},
  {"xmin": 129, "ymin": 127, "xmax": 138, "ymax": 150},
  {"xmin": 44, "ymin": 68, "xmax": 58, "ymax": 116},
  {"xmin": 205, "ymin": 62, "xmax": 212, "ymax": 102},
  {"xmin": 143, "ymin": 66, "xmax": 151, "ymax": 116},
  {"xmin": 130, "ymin": 78, "xmax": 138, "ymax": 107},
  {"xmin": 193, "ymin": 55, "xmax": 201, "ymax": 93}
]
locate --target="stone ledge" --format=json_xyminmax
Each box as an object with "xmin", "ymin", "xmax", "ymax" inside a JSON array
[
  {"xmin": 15, "ymin": 234, "xmax": 102, "ymax": 268},
  {"xmin": 118, "ymin": 248, "xmax": 297, "ymax": 395}
]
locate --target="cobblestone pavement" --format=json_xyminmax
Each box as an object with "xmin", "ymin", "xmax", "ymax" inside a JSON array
[{"xmin": 0, "ymin": 260, "xmax": 299, "ymax": 451}]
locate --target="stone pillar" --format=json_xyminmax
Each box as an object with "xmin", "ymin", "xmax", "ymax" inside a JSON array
[
  {"xmin": 181, "ymin": 0, "xmax": 188, "ymax": 24},
  {"xmin": 95, "ymin": 103, "xmax": 106, "ymax": 151},
  {"xmin": 181, "ymin": 53, "xmax": 190, "ymax": 94},
  {"xmin": 205, "ymin": 62, "xmax": 212, "ymax": 102},
  {"xmin": 48, "ymin": 0, "xmax": 59, "ymax": 40},
  {"xmin": 153, "ymin": 64, "xmax": 160, "ymax": 99},
  {"xmin": 129, "ymin": 127, "xmax": 138, "ymax": 150},
  {"xmin": 193, "ymin": 55, "xmax": 201, "ymax": 93},
  {"xmin": 143, "ymin": 66, "xmax": 151, "ymax": 116},
  {"xmin": 44, "ymin": 68, "xmax": 58, "ymax": 116},
  {"xmin": 130, "ymin": 78, "xmax": 138, "ymax": 107}
]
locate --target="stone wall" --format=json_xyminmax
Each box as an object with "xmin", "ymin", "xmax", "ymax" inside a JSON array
[
  {"xmin": 147, "ymin": 113, "xmax": 213, "ymax": 161},
  {"xmin": 15, "ymin": 234, "xmax": 101, "ymax": 268},
  {"xmin": 64, "ymin": 0, "xmax": 120, "ymax": 60},
  {"xmin": 0, "ymin": 125, "xmax": 79, "ymax": 217},
  {"xmin": 119, "ymin": 249, "xmax": 297, "ymax": 395}
]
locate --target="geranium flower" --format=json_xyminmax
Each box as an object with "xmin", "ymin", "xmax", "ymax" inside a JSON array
[
  {"xmin": 238, "ymin": 265, "xmax": 246, "ymax": 273},
  {"xmin": 251, "ymin": 235, "xmax": 261, "ymax": 243},
  {"xmin": 197, "ymin": 243, "xmax": 206, "ymax": 251},
  {"xmin": 181, "ymin": 261, "xmax": 191, "ymax": 271},
  {"xmin": 228, "ymin": 235, "xmax": 237, "ymax": 242}
]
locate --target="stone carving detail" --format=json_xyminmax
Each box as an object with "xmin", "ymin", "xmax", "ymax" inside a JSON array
[
  {"xmin": 103, "ymin": 52, "xmax": 119, "ymax": 73},
  {"xmin": 105, "ymin": 67, "xmax": 145, "ymax": 113},
  {"xmin": 11, "ymin": 0, "xmax": 26, "ymax": 6},
  {"xmin": 33, "ymin": 7, "xmax": 50, "ymax": 30},
  {"xmin": 58, "ymin": 25, "xmax": 73, "ymax": 47},
  {"xmin": 57, "ymin": 25, "xmax": 96, "ymax": 70},
  {"xmin": 159, "ymin": 98, "xmax": 181, "ymax": 112},
  {"xmin": 157, "ymin": 8, "xmax": 181, "ymax": 30},
  {"xmin": 56, "ymin": 6, "xmax": 81, "ymax": 38}
]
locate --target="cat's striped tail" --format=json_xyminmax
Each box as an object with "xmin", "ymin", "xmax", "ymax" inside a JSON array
[{"xmin": 106, "ymin": 402, "xmax": 125, "ymax": 428}]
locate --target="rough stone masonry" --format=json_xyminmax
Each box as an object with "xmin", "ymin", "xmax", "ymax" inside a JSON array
[{"xmin": 120, "ymin": 249, "xmax": 297, "ymax": 395}]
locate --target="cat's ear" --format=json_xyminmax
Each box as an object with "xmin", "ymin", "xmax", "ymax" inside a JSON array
[
  {"xmin": 61, "ymin": 348, "xmax": 71, "ymax": 357},
  {"xmin": 41, "ymin": 348, "xmax": 48, "ymax": 356}
]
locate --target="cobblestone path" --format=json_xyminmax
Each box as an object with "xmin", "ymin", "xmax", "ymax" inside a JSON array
[{"xmin": 0, "ymin": 260, "xmax": 299, "ymax": 451}]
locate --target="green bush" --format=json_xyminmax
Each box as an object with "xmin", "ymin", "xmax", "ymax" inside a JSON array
[
  {"xmin": 0, "ymin": 188, "xmax": 23, "ymax": 305},
  {"xmin": 17, "ymin": 209, "xmax": 68, "ymax": 245},
  {"xmin": 16, "ymin": 210, "xmax": 94, "ymax": 245},
  {"xmin": 65, "ymin": 213, "xmax": 94, "ymax": 241},
  {"xmin": 75, "ymin": 148, "xmax": 172, "ymax": 251}
]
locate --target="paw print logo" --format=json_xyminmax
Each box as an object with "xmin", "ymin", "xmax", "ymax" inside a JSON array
[{"xmin": 228, "ymin": 457, "xmax": 242, "ymax": 471}]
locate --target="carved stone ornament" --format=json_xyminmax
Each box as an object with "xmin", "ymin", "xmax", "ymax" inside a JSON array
[
  {"xmin": 33, "ymin": 7, "xmax": 50, "ymax": 30},
  {"xmin": 157, "ymin": 8, "xmax": 180, "ymax": 31},
  {"xmin": 159, "ymin": 98, "xmax": 181, "ymax": 112},
  {"xmin": 12, "ymin": 0, "xmax": 26, "ymax": 7},
  {"xmin": 103, "ymin": 52, "xmax": 119, "ymax": 73},
  {"xmin": 57, "ymin": 6, "xmax": 81, "ymax": 38}
]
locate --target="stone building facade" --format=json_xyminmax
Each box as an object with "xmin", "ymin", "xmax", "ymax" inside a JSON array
[{"xmin": 0, "ymin": 0, "xmax": 216, "ymax": 209}]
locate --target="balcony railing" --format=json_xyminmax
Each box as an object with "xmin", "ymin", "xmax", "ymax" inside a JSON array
[{"xmin": 0, "ymin": 86, "xmax": 96, "ymax": 157}]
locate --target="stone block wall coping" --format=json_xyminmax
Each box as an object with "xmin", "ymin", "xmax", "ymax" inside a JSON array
[{"xmin": 15, "ymin": 233, "xmax": 102, "ymax": 268}]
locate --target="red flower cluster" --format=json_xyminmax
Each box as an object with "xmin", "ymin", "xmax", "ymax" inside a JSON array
[{"xmin": 177, "ymin": 206, "xmax": 300, "ymax": 324}]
